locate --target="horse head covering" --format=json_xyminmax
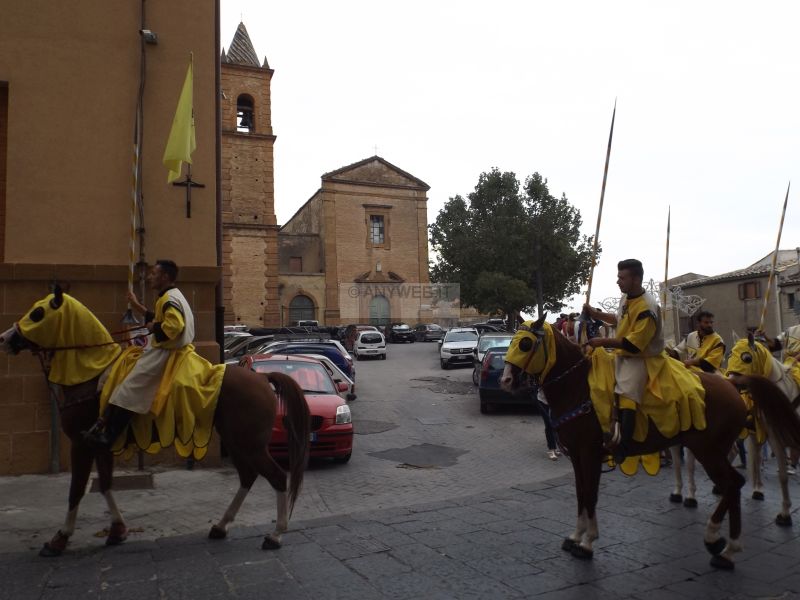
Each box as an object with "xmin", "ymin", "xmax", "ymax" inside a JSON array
[
  {"xmin": 17, "ymin": 288, "xmax": 121, "ymax": 385},
  {"xmin": 726, "ymin": 336, "xmax": 773, "ymax": 379},
  {"xmin": 505, "ymin": 317, "xmax": 557, "ymax": 380}
]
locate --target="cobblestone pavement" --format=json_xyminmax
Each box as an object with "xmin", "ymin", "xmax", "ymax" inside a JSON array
[
  {"xmin": 2, "ymin": 469, "xmax": 800, "ymax": 599},
  {"xmin": 2, "ymin": 343, "xmax": 800, "ymax": 597}
]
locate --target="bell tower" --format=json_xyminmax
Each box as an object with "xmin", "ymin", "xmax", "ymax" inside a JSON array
[{"xmin": 220, "ymin": 22, "xmax": 280, "ymax": 326}]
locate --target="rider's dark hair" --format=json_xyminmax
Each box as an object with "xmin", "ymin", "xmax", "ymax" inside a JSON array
[
  {"xmin": 696, "ymin": 310, "xmax": 714, "ymax": 321},
  {"xmin": 155, "ymin": 259, "xmax": 179, "ymax": 282},
  {"xmin": 617, "ymin": 259, "xmax": 644, "ymax": 280}
]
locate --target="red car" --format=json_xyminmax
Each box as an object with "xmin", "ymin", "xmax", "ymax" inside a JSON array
[{"xmin": 240, "ymin": 354, "xmax": 354, "ymax": 463}]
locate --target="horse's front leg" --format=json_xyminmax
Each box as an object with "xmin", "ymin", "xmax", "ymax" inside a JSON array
[
  {"xmin": 567, "ymin": 446, "xmax": 601, "ymax": 560},
  {"xmin": 562, "ymin": 454, "xmax": 587, "ymax": 553},
  {"xmin": 94, "ymin": 448, "xmax": 127, "ymax": 545},
  {"xmin": 684, "ymin": 447, "xmax": 698, "ymax": 508},
  {"xmin": 40, "ymin": 442, "xmax": 94, "ymax": 557}
]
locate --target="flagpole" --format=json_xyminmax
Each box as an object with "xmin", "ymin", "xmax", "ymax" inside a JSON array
[
  {"xmin": 758, "ymin": 182, "xmax": 790, "ymax": 332},
  {"xmin": 585, "ymin": 99, "xmax": 616, "ymax": 307}
]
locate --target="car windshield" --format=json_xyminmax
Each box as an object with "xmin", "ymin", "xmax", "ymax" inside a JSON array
[
  {"xmin": 252, "ymin": 361, "xmax": 336, "ymax": 394},
  {"xmin": 393, "ymin": 324, "xmax": 410, "ymax": 330},
  {"xmin": 445, "ymin": 331, "xmax": 478, "ymax": 342},
  {"xmin": 478, "ymin": 335, "xmax": 514, "ymax": 352},
  {"xmin": 360, "ymin": 333, "xmax": 383, "ymax": 344},
  {"xmin": 427, "ymin": 324, "xmax": 442, "ymax": 330}
]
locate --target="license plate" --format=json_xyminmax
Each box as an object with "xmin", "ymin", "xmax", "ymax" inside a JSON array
[{"xmin": 310, "ymin": 432, "xmax": 317, "ymax": 442}]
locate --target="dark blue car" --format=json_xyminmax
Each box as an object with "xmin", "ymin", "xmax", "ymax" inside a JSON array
[{"xmin": 477, "ymin": 348, "xmax": 536, "ymax": 414}]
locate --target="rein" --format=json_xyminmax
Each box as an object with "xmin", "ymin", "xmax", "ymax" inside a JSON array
[{"xmin": 18, "ymin": 324, "xmax": 147, "ymax": 352}]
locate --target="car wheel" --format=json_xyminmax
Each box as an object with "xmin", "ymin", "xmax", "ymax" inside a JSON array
[
  {"xmin": 381, "ymin": 354, "xmax": 387, "ymax": 360},
  {"xmin": 480, "ymin": 401, "xmax": 489, "ymax": 414},
  {"xmin": 333, "ymin": 452, "xmax": 352, "ymax": 464},
  {"xmin": 472, "ymin": 367, "xmax": 479, "ymax": 386},
  {"xmin": 441, "ymin": 359, "xmax": 449, "ymax": 370}
]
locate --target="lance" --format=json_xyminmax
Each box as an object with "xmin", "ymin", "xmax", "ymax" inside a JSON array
[
  {"xmin": 585, "ymin": 100, "xmax": 616, "ymax": 307},
  {"xmin": 758, "ymin": 181, "xmax": 790, "ymax": 332},
  {"xmin": 662, "ymin": 206, "xmax": 670, "ymax": 315}
]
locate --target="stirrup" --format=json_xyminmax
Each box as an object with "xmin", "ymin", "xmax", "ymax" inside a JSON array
[{"xmin": 603, "ymin": 421, "xmax": 621, "ymax": 450}]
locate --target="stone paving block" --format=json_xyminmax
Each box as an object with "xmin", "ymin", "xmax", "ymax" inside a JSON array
[
  {"xmin": 500, "ymin": 540, "xmax": 562, "ymax": 563},
  {"xmin": 428, "ymin": 517, "xmax": 484, "ymax": 534},
  {"xmin": 591, "ymin": 569, "xmax": 666, "ymax": 595},
  {"xmin": 659, "ymin": 578, "xmax": 744, "ymax": 600},
  {"xmin": 434, "ymin": 574, "xmax": 523, "ymax": 599},
  {"xmin": 464, "ymin": 553, "xmax": 543, "ymax": 580},
  {"xmin": 343, "ymin": 552, "xmax": 412, "ymax": 581},
  {"xmin": 482, "ymin": 518, "xmax": 531, "ymax": 534},
  {"xmin": 98, "ymin": 579, "xmax": 161, "ymax": 600},
  {"xmin": 438, "ymin": 505, "xmax": 503, "ymax": 525},
  {"xmin": 234, "ymin": 578, "xmax": 312, "ymax": 600},
  {"xmin": 371, "ymin": 571, "xmax": 451, "ymax": 600},
  {"xmin": 39, "ymin": 584, "xmax": 99, "ymax": 600},
  {"xmin": 221, "ymin": 557, "xmax": 288, "ymax": 587},
  {"xmin": 391, "ymin": 519, "xmax": 434, "ymax": 534},
  {"xmin": 323, "ymin": 536, "xmax": 390, "ymax": 560},
  {"xmin": 271, "ymin": 540, "xmax": 332, "ymax": 565},
  {"xmin": 410, "ymin": 528, "xmax": 467, "ymax": 549},
  {"xmin": 441, "ymin": 540, "xmax": 504, "ymax": 563},
  {"xmin": 534, "ymin": 582, "xmax": 619, "ymax": 599}
]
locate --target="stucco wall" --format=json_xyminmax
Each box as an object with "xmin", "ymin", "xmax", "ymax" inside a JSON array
[{"xmin": 0, "ymin": 1, "xmax": 218, "ymax": 267}]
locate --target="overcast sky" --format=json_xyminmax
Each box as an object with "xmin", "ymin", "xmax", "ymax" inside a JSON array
[{"xmin": 221, "ymin": 1, "xmax": 799, "ymax": 312}]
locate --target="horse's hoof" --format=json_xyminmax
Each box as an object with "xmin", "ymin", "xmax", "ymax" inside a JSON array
[
  {"xmin": 776, "ymin": 513, "xmax": 793, "ymax": 527},
  {"xmin": 39, "ymin": 543, "xmax": 63, "ymax": 558},
  {"xmin": 105, "ymin": 522, "xmax": 128, "ymax": 546},
  {"xmin": 711, "ymin": 485, "xmax": 721, "ymax": 495},
  {"xmin": 561, "ymin": 538, "xmax": 577, "ymax": 552},
  {"xmin": 752, "ymin": 491, "xmax": 765, "ymax": 501},
  {"xmin": 705, "ymin": 537, "xmax": 727, "ymax": 556},
  {"xmin": 683, "ymin": 498, "xmax": 698, "ymax": 509},
  {"xmin": 569, "ymin": 544, "xmax": 593, "ymax": 560},
  {"xmin": 39, "ymin": 531, "xmax": 68, "ymax": 557},
  {"xmin": 261, "ymin": 535, "xmax": 281, "ymax": 550},
  {"xmin": 669, "ymin": 493, "xmax": 683, "ymax": 504},
  {"xmin": 208, "ymin": 525, "xmax": 227, "ymax": 540},
  {"xmin": 710, "ymin": 554, "xmax": 735, "ymax": 570}
]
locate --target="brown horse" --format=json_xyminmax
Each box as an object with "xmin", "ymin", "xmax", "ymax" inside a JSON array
[
  {"xmin": 500, "ymin": 315, "xmax": 800, "ymax": 570},
  {"xmin": 0, "ymin": 288, "xmax": 310, "ymax": 556}
]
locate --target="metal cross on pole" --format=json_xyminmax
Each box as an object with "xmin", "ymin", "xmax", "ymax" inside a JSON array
[{"xmin": 171, "ymin": 164, "xmax": 205, "ymax": 218}]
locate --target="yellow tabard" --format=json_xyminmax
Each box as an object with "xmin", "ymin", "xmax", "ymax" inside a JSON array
[
  {"xmin": 588, "ymin": 348, "xmax": 707, "ymax": 443},
  {"xmin": 99, "ymin": 345, "xmax": 225, "ymax": 460}
]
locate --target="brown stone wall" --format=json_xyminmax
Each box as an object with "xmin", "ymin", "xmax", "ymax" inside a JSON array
[
  {"xmin": 282, "ymin": 193, "xmax": 322, "ymax": 234},
  {"xmin": 220, "ymin": 63, "xmax": 279, "ymax": 327},
  {"xmin": 0, "ymin": 1, "xmax": 218, "ymax": 267},
  {"xmin": 278, "ymin": 234, "xmax": 322, "ymax": 273},
  {"xmin": 278, "ymin": 274, "xmax": 326, "ymax": 326},
  {"xmin": 0, "ymin": 264, "xmax": 220, "ymax": 475},
  {"xmin": 0, "ymin": 82, "xmax": 6, "ymax": 264}
]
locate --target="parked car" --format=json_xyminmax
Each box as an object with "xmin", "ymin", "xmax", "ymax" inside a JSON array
[
  {"xmin": 292, "ymin": 320, "xmax": 319, "ymax": 328},
  {"xmin": 470, "ymin": 323, "xmax": 501, "ymax": 335},
  {"xmin": 224, "ymin": 335, "xmax": 274, "ymax": 363},
  {"xmin": 300, "ymin": 353, "xmax": 357, "ymax": 401},
  {"xmin": 256, "ymin": 338, "xmax": 350, "ymax": 360},
  {"xmin": 414, "ymin": 323, "xmax": 444, "ymax": 342},
  {"xmin": 486, "ymin": 318, "xmax": 507, "ymax": 330},
  {"xmin": 268, "ymin": 343, "xmax": 355, "ymax": 379},
  {"xmin": 241, "ymin": 354, "xmax": 353, "ymax": 463},
  {"xmin": 439, "ymin": 327, "xmax": 479, "ymax": 369},
  {"xmin": 353, "ymin": 331, "xmax": 387, "ymax": 360},
  {"xmin": 478, "ymin": 349, "xmax": 537, "ymax": 414},
  {"xmin": 388, "ymin": 323, "xmax": 415, "ymax": 343},
  {"xmin": 223, "ymin": 331, "xmax": 251, "ymax": 350},
  {"xmin": 343, "ymin": 324, "xmax": 379, "ymax": 352},
  {"xmin": 472, "ymin": 332, "xmax": 515, "ymax": 385}
]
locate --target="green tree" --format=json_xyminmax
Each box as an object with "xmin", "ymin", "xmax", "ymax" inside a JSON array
[{"xmin": 429, "ymin": 168, "xmax": 596, "ymax": 319}]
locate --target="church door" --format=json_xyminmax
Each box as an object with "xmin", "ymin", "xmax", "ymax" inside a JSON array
[{"xmin": 369, "ymin": 295, "xmax": 390, "ymax": 326}]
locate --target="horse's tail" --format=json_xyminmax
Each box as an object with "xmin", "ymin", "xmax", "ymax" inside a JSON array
[
  {"xmin": 738, "ymin": 375, "xmax": 800, "ymax": 450},
  {"xmin": 266, "ymin": 372, "xmax": 310, "ymax": 515}
]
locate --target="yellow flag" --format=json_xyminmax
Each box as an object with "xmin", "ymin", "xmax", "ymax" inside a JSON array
[{"xmin": 162, "ymin": 58, "xmax": 196, "ymax": 183}]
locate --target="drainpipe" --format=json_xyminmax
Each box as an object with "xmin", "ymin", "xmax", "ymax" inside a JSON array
[{"xmin": 214, "ymin": 0, "xmax": 224, "ymax": 361}]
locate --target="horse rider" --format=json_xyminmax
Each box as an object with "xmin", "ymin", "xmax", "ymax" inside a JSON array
[
  {"xmin": 583, "ymin": 258, "xmax": 665, "ymax": 463},
  {"xmin": 84, "ymin": 259, "xmax": 195, "ymax": 447},
  {"xmin": 760, "ymin": 323, "xmax": 800, "ymax": 362},
  {"xmin": 667, "ymin": 310, "xmax": 725, "ymax": 373}
]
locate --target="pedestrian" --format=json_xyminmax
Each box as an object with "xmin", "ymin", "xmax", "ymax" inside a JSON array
[{"xmin": 536, "ymin": 388, "xmax": 560, "ymax": 460}]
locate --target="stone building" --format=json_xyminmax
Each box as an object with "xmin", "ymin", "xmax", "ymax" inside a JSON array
[
  {"xmin": 220, "ymin": 23, "xmax": 280, "ymax": 327},
  {"xmin": 0, "ymin": 1, "xmax": 221, "ymax": 474},
  {"xmin": 279, "ymin": 156, "xmax": 432, "ymax": 326},
  {"xmin": 675, "ymin": 249, "xmax": 800, "ymax": 347}
]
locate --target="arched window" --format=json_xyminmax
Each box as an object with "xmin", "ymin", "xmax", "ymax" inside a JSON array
[
  {"xmin": 289, "ymin": 295, "xmax": 315, "ymax": 322},
  {"xmin": 236, "ymin": 94, "xmax": 254, "ymax": 133},
  {"xmin": 369, "ymin": 295, "xmax": 390, "ymax": 326}
]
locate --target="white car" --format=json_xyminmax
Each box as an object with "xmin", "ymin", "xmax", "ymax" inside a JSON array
[
  {"xmin": 440, "ymin": 327, "xmax": 479, "ymax": 369},
  {"xmin": 353, "ymin": 330, "xmax": 387, "ymax": 360}
]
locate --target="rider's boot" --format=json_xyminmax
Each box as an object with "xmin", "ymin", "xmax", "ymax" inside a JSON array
[
  {"xmin": 83, "ymin": 405, "xmax": 134, "ymax": 448},
  {"xmin": 613, "ymin": 407, "xmax": 637, "ymax": 465}
]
